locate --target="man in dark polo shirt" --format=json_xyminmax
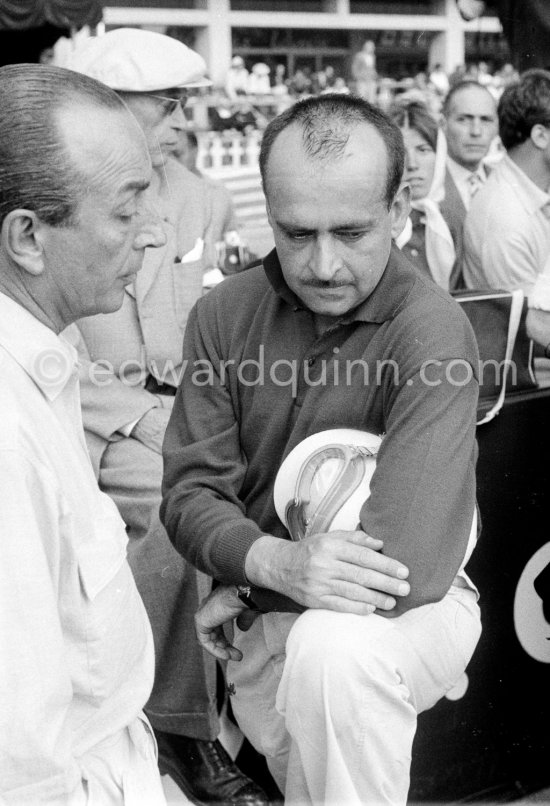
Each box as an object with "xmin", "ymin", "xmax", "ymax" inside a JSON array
[{"xmin": 161, "ymin": 95, "xmax": 482, "ymax": 805}]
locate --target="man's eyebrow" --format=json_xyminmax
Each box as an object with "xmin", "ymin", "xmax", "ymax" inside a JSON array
[{"xmin": 122, "ymin": 179, "xmax": 150, "ymax": 193}]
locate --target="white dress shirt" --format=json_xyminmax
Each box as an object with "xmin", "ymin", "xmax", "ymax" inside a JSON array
[
  {"xmin": 0, "ymin": 293, "xmax": 157, "ymax": 804},
  {"xmin": 446, "ymin": 156, "xmax": 488, "ymax": 211},
  {"xmin": 462, "ymin": 155, "xmax": 550, "ymax": 294}
]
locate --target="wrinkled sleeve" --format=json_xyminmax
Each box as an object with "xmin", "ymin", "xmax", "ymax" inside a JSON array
[
  {"xmin": 361, "ymin": 312, "xmax": 479, "ymax": 615},
  {"xmin": 161, "ymin": 301, "xmax": 264, "ymax": 586}
]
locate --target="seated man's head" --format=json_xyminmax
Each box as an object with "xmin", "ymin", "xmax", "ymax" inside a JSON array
[
  {"xmin": 69, "ymin": 28, "xmax": 211, "ymax": 170},
  {"xmin": 498, "ymin": 68, "xmax": 550, "ymax": 158},
  {"xmin": 0, "ymin": 64, "xmax": 165, "ymax": 330},
  {"xmin": 442, "ymin": 81, "xmax": 497, "ymax": 171},
  {"xmin": 259, "ymin": 94, "xmax": 408, "ymax": 324}
]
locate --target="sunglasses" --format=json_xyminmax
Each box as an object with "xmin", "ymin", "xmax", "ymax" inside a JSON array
[{"xmin": 146, "ymin": 92, "xmax": 189, "ymax": 116}]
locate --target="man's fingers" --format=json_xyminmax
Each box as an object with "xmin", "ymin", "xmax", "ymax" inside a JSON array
[
  {"xmin": 196, "ymin": 626, "xmax": 243, "ymax": 662},
  {"xmin": 346, "ymin": 564, "xmax": 410, "ymax": 598},
  {"xmin": 347, "ymin": 531, "xmax": 384, "ymax": 550},
  {"xmin": 328, "ymin": 579, "xmax": 399, "ymax": 610},
  {"xmin": 315, "ymin": 597, "xmax": 377, "ymax": 616},
  {"xmin": 343, "ymin": 543, "xmax": 409, "ymax": 580}
]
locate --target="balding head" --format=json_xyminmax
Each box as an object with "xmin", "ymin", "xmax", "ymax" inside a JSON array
[
  {"xmin": 259, "ymin": 93, "xmax": 405, "ymax": 209},
  {"xmin": 0, "ymin": 63, "xmax": 130, "ymax": 228}
]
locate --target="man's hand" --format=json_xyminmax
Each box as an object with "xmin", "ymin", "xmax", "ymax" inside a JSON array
[
  {"xmin": 130, "ymin": 407, "xmax": 172, "ymax": 454},
  {"xmin": 245, "ymin": 531, "xmax": 410, "ymax": 615},
  {"xmin": 194, "ymin": 585, "xmax": 249, "ymax": 661}
]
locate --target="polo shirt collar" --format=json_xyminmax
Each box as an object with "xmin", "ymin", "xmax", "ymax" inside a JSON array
[
  {"xmin": 0, "ymin": 291, "xmax": 78, "ymax": 401},
  {"xmin": 262, "ymin": 244, "xmax": 418, "ymax": 326},
  {"xmin": 500, "ymin": 154, "xmax": 550, "ymax": 215}
]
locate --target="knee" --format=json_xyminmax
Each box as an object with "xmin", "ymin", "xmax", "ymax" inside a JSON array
[{"xmin": 285, "ymin": 609, "xmax": 394, "ymax": 686}]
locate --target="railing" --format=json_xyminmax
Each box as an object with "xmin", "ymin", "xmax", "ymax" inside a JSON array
[{"xmin": 196, "ymin": 130, "xmax": 263, "ymax": 176}]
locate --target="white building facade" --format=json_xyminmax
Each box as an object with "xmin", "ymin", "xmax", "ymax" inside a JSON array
[{"xmin": 103, "ymin": 0, "xmax": 506, "ymax": 87}]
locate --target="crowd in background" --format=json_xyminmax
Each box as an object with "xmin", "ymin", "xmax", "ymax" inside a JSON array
[{"xmin": 197, "ymin": 51, "xmax": 521, "ymax": 134}]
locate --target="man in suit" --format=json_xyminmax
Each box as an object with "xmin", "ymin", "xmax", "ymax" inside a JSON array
[
  {"xmin": 67, "ymin": 28, "xmax": 269, "ymax": 806},
  {"xmin": 440, "ymin": 81, "xmax": 498, "ymax": 286}
]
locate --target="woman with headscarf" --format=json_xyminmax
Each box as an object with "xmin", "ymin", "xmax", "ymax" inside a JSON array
[{"xmin": 390, "ymin": 101, "xmax": 457, "ymax": 291}]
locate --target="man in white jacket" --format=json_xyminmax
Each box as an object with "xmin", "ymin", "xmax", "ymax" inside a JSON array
[{"xmin": 0, "ymin": 62, "xmax": 168, "ymax": 804}]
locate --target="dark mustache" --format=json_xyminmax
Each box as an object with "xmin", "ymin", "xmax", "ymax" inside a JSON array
[{"xmin": 301, "ymin": 279, "xmax": 349, "ymax": 289}]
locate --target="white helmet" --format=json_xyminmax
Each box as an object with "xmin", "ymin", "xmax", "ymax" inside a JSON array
[{"xmin": 274, "ymin": 429, "xmax": 382, "ymax": 540}]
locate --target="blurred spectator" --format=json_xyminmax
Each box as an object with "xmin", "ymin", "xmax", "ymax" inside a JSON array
[
  {"xmin": 324, "ymin": 64, "xmax": 335, "ymax": 88},
  {"xmin": 477, "ymin": 61, "xmax": 493, "ymax": 87},
  {"xmin": 463, "ymin": 69, "xmax": 550, "ymax": 295},
  {"xmin": 351, "ymin": 39, "xmax": 377, "ymax": 103},
  {"xmin": 449, "ymin": 64, "xmax": 467, "ymax": 88},
  {"xmin": 288, "ymin": 68, "xmax": 312, "ymax": 98},
  {"xmin": 376, "ymin": 77, "xmax": 395, "ymax": 111},
  {"xmin": 225, "ymin": 55, "xmax": 249, "ymax": 100},
  {"xmin": 247, "ymin": 62, "xmax": 271, "ymax": 95},
  {"xmin": 271, "ymin": 64, "xmax": 292, "ymax": 113},
  {"xmin": 391, "ymin": 101, "xmax": 458, "ymax": 290},
  {"xmin": 429, "ymin": 63, "xmax": 450, "ymax": 97},
  {"xmin": 209, "ymin": 97, "xmax": 268, "ymax": 133},
  {"xmin": 321, "ymin": 77, "xmax": 349, "ymax": 95},
  {"xmin": 311, "ymin": 69, "xmax": 327, "ymax": 94}
]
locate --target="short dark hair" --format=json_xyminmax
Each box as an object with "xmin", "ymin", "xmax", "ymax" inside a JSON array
[
  {"xmin": 259, "ymin": 93, "xmax": 405, "ymax": 209},
  {"xmin": 442, "ymin": 80, "xmax": 495, "ymax": 117},
  {"xmin": 389, "ymin": 101, "xmax": 438, "ymax": 151},
  {"xmin": 0, "ymin": 63, "xmax": 126, "ymax": 227},
  {"xmin": 498, "ymin": 69, "xmax": 550, "ymax": 150}
]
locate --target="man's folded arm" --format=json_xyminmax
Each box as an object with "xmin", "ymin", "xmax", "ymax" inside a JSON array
[{"xmin": 361, "ymin": 347, "xmax": 479, "ymax": 616}]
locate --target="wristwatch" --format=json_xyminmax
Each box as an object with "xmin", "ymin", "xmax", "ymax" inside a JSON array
[{"xmin": 236, "ymin": 584, "xmax": 261, "ymax": 611}]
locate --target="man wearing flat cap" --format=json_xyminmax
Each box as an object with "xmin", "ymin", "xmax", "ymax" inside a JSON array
[{"xmin": 67, "ymin": 29, "xmax": 268, "ymax": 805}]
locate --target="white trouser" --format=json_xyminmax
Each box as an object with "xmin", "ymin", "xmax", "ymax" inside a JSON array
[
  {"xmin": 228, "ymin": 585, "xmax": 481, "ymax": 806},
  {"xmin": 77, "ymin": 715, "xmax": 170, "ymax": 805}
]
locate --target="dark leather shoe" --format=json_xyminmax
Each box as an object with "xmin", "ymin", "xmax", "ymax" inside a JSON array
[{"xmin": 155, "ymin": 731, "xmax": 272, "ymax": 805}]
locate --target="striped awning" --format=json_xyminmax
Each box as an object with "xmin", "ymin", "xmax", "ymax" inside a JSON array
[{"xmin": 0, "ymin": 0, "xmax": 103, "ymax": 30}]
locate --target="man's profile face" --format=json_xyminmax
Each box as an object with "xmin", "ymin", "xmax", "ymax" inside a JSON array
[
  {"xmin": 123, "ymin": 90, "xmax": 187, "ymax": 169},
  {"xmin": 443, "ymin": 85, "xmax": 497, "ymax": 170},
  {"xmin": 41, "ymin": 104, "xmax": 164, "ymax": 322},
  {"xmin": 265, "ymin": 122, "xmax": 408, "ymax": 321}
]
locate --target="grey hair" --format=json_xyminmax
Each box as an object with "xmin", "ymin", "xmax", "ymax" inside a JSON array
[
  {"xmin": 259, "ymin": 93, "xmax": 405, "ymax": 208},
  {"xmin": 0, "ymin": 63, "xmax": 127, "ymax": 227}
]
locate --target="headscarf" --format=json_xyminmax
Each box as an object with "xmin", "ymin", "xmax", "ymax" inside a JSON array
[{"xmin": 396, "ymin": 128, "xmax": 456, "ymax": 290}]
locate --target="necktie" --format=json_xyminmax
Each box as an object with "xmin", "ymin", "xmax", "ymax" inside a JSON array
[{"xmin": 467, "ymin": 172, "xmax": 483, "ymax": 198}]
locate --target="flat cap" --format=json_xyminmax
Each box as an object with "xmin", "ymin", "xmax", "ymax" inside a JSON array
[{"xmin": 68, "ymin": 27, "xmax": 211, "ymax": 91}]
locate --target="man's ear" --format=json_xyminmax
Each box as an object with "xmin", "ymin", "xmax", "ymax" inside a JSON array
[
  {"xmin": 531, "ymin": 123, "xmax": 550, "ymax": 151},
  {"xmin": 390, "ymin": 184, "xmax": 411, "ymax": 241},
  {"xmin": 1, "ymin": 209, "xmax": 46, "ymax": 276}
]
